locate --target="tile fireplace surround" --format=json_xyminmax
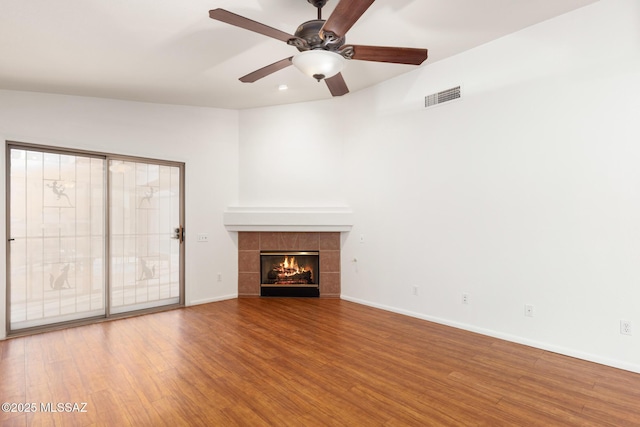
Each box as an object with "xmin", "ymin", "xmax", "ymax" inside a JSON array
[{"xmin": 238, "ymin": 232, "xmax": 341, "ymax": 298}]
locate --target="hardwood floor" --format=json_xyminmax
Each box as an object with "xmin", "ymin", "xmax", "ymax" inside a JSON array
[{"xmin": 1, "ymin": 298, "xmax": 639, "ymax": 426}]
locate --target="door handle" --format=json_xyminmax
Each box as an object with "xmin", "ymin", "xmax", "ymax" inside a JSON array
[{"xmin": 172, "ymin": 226, "xmax": 184, "ymax": 244}]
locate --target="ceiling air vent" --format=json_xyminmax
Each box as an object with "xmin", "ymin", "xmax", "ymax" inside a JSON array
[{"xmin": 425, "ymin": 86, "xmax": 461, "ymax": 108}]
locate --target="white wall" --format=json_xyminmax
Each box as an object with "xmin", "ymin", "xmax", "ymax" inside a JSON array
[
  {"xmin": 0, "ymin": 91, "xmax": 240, "ymax": 338},
  {"xmin": 238, "ymin": 101, "xmax": 349, "ymax": 207},
  {"xmin": 238, "ymin": 0, "xmax": 640, "ymax": 372}
]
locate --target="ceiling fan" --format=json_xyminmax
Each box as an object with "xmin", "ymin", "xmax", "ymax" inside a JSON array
[{"xmin": 209, "ymin": 0, "xmax": 428, "ymax": 97}]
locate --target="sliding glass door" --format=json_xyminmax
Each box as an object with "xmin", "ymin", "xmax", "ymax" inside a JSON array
[
  {"xmin": 7, "ymin": 144, "xmax": 184, "ymax": 333},
  {"xmin": 109, "ymin": 159, "xmax": 183, "ymax": 314},
  {"xmin": 8, "ymin": 147, "xmax": 106, "ymax": 329}
]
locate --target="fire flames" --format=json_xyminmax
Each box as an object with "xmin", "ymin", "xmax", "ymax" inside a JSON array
[
  {"xmin": 281, "ymin": 256, "xmax": 305, "ymax": 275},
  {"xmin": 271, "ymin": 256, "xmax": 313, "ymax": 284}
]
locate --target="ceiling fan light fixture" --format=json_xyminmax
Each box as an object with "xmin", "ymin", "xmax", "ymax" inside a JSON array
[{"xmin": 292, "ymin": 50, "xmax": 346, "ymax": 81}]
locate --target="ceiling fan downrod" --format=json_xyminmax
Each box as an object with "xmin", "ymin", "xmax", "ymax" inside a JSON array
[{"xmin": 307, "ymin": 0, "xmax": 328, "ymax": 19}]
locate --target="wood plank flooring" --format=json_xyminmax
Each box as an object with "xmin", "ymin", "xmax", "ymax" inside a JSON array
[{"xmin": 1, "ymin": 298, "xmax": 639, "ymax": 426}]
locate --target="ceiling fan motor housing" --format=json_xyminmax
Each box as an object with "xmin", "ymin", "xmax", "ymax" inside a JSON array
[{"xmin": 289, "ymin": 20, "xmax": 345, "ymax": 52}]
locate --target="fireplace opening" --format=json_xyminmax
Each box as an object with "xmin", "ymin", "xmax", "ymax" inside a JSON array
[{"xmin": 260, "ymin": 251, "xmax": 319, "ymax": 297}]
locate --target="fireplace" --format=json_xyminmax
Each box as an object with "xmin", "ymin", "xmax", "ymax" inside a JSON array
[
  {"xmin": 260, "ymin": 251, "xmax": 320, "ymax": 297},
  {"xmin": 238, "ymin": 232, "xmax": 340, "ymax": 298}
]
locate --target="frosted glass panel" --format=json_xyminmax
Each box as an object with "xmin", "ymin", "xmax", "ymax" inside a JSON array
[
  {"xmin": 109, "ymin": 160, "xmax": 181, "ymax": 313},
  {"xmin": 9, "ymin": 149, "xmax": 105, "ymax": 330}
]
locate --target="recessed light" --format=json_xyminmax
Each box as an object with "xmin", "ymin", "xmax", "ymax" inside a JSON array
[{"xmin": 278, "ymin": 84, "xmax": 288, "ymax": 91}]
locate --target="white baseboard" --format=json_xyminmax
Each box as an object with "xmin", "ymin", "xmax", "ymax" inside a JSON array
[
  {"xmin": 340, "ymin": 295, "xmax": 640, "ymax": 375},
  {"xmin": 188, "ymin": 294, "xmax": 237, "ymax": 306}
]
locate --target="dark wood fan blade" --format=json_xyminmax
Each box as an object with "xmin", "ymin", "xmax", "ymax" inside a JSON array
[
  {"xmin": 325, "ymin": 73, "xmax": 349, "ymax": 97},
  {"xmin": 344, "ymin": 45, "xmax": 428, "ymax": 65},
  {"xmin": 209, "ymin": 9, "xmax": 296, "ymax": 43},
  {"xmin": 320, "ymin": 0, "xmax": 375, "ymax": 39},
  {"xmin": 239, "ymin": 57, "xmax": 294, "ymax": 83}
]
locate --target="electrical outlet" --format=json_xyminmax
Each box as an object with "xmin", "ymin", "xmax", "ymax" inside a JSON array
[
  {"xmin": 197, "ymin": 234, "xmax": 209, "ymax": 242},
  {"xmin": 412, "ymin": 286, "xmax": 419, "ymax": 296},
  {"xmin": 525, "ymin": 304, "xmax": 534, "ymax": 317},
  {"xmin": 462, "ymin": 293, "xmax": 469, "ymax": 304},
  {"xmin": 620, "ymin": 320, "xmax": 632, "ymax": 336},
  {"xmin": 217, "ymin": 273, "xmax": 222, "ymax": 282}
]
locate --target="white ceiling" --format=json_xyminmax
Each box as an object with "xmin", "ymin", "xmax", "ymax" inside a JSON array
[{"xmin": 0, "ymin": 0, "xmax": 598, "ymax": 110}]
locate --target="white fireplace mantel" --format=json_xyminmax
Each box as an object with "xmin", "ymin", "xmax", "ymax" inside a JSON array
[{"xmin": 223, "ymin": 206, "xmax": 354, "ymax": 232}]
